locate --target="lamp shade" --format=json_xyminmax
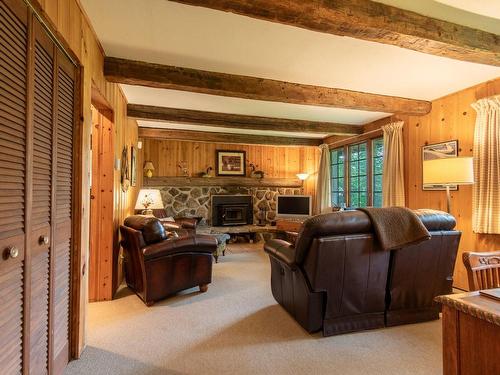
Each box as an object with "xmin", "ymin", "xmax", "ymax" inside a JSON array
[
  {"xmin": 423, "ymin": 157, "xmax": 474, "ymax": 185},
  {"xmin": 135, "ymin": 189, "xmax": 164, "ymax": 210},
  {"xmin": 143, "ymin": 161, "xmax": 155, "ymax": 171},
  {"xmin": 296, "ymin": 173, "xmax": 309, "ymax": 180}
]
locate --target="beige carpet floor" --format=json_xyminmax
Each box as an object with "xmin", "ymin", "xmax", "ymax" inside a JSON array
[{"xmin": 65, "ymin": 244, "xmax": 442, "ymax": 375}]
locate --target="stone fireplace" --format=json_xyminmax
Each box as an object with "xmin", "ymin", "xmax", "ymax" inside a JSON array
[
  {"xmin": 157, "ymin": 185, "xmax": 303, "ymax": 225},
  {"xmin": 211, "ymin": 195, "xmax": 253, "ymax": 226}
]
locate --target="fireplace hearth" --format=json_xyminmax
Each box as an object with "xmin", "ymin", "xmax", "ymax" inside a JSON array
[{"xmin": 211, "ymin": 195, "xmax": 253, "ymax": 226}]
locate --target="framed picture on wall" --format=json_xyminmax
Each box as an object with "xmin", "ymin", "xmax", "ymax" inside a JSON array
[
  {"xmin": 422, "ymin": 140, "xmax": 458, "ymax": 191},
  {"xmin": 130, "ymin": 145, "xmax": 137, "ymax": 187},
  {"xmin": 216, "ymin": 150, "xmax": 246, "ymax": 176}
]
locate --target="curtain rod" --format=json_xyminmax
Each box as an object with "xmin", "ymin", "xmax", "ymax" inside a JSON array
[{"xmin": 325, "ymin": 127, "xmax": 383, "ymax": 146}]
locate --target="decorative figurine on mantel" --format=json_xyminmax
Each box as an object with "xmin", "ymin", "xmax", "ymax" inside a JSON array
[
  {"xmin": 178, "ymin": 161, "xmax": 189, "ymax": 177},
  {"xmin": 249, "ymin": 163, "xmax": 265, "ymax": 178},
  {"xmin": 200, "ymin": 166, "xmax": 213, "ymax": 178}
]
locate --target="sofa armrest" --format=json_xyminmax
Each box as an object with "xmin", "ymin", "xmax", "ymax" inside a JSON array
[
  {"xmin": 175, "ymin": 217, "xmax": 198, "ymax": 229},
  {"xmin": 264, "ymin": 239, "xmax": 296, "ymax": 267},
  {"xmin": 142, "ymin": 235, "xmax": 217, "ymax": 261}
]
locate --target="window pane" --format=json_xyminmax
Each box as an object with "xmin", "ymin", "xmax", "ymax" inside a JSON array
[
  {"xmin": 350, "ymin": 193, "xmax": 359, "ymax": 207},
  {"xmin": 374, "ymin": 175, "xmax": 382, "ymax": 192},
  {"xmin": 359, "ymin": 192, "xmax": 367, "ymax": 208},
  {"xmin": 350, "ymin": 162, "xmax": 358, "ymax": 177},
  {"xmin": 358, "ymin": 143, "xmax": 367, "ymax": 160},
  {"xmin": 350, "ymin": 145, "xmax": 358, "ymax": 161},
  {"xmin": 330, "ymin": 147, "xmax": 345, "ymax": 207},
  {"xmin": 374, "ymin": 157, "xmax": 382, "ymax": 175},
  {"xmin": 359, "ymin": 160, "xmax": 367, "ymax": 176},
  {"xmin": 359, "ymin": 176, "xmax": 367, "ymax": 191},
  {"xmin": 371, "ymin": 137, "xmax": 384, "ymax": 207}
]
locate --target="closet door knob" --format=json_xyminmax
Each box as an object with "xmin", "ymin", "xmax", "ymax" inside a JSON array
[
  {"xmin": 39, "ymin": 235, "xmax": 49, "ymax": 245},
  {"xmin": 7, "ymin": 246, "xmax": 19, "ymax": 259}
]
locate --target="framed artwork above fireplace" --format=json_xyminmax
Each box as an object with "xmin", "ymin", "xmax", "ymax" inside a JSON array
[{"xmin": 216, "ymin": 150, "xmax": 246, "ymax": 176}]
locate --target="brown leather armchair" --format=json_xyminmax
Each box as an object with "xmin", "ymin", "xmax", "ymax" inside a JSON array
[
  {"xmin": 264, "ymin": 209, "xmax": 460, "ymax": 336},
  {"xmin": 120, "ymin": 215, "xmax": 217, "ymax": 306}
]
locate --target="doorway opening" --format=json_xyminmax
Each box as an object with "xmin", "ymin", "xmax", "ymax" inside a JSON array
[{"xmin": 89, "ymin": 90, "xmax": 116, "ymax": 302}]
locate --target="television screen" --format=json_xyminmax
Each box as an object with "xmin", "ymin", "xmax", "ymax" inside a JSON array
[{"xmin": 276, "ymin": 195, "xmax": 312, "ymax": 217}]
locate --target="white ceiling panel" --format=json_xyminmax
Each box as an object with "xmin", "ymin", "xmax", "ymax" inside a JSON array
[
  {"xmin": 121, "ymin": 85, "xmax": 388, "ymax": 125},
  {"xmin": 138, "ymin": 121, "xmax": 329, "ymax": 139}
]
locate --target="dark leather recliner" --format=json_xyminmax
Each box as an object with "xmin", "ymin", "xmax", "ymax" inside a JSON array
[
  {"xmin": 120, "ymin": 215, "xmax": 217, "ymax": 306},
  {"xmin": 264, "ymin": 209, "xmax": 460, "ymax": 336}
]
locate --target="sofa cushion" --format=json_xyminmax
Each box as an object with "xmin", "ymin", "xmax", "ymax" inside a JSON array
[{"xmin": 124, "ymin": 215, "xmax": 167, "ymax": 245}]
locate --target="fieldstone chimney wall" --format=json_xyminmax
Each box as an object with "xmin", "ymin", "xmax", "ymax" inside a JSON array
[{"xmin": 159, "ymin": 186, "xmax": 304, "ymax": 225}]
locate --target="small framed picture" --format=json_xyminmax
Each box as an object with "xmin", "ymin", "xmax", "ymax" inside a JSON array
[
  {"xmin": 422, "ymin": 140, "xmax": 458, "ymax": 191},
  {"xmin": 130, "ymin": 145, "xmax": 137, "ymax": 187},
  {"xmin": 216, "ymin": 150, "xmax": 246, "ymax": 176}
]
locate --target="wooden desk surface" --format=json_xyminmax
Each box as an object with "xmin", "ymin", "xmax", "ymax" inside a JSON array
[
  {"xmin": 435, "ymin": 291, "xmax": 500, "ymax": 327},
  {"xmin": 436, "ymin": 290, "xmax": 500, "ymax": 375}
]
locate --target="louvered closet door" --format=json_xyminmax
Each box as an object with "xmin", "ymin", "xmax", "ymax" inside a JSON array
[
  {"xmin": 52, "ymin": 50, "xmax": 75, "ymax": 375},
  {"xmin": 0, "ymin": 0, "xmax": 28, "ymax": 374},
  {"xmin": 29, "ymin": 19, "xmax": 55, "ymax": 375}
]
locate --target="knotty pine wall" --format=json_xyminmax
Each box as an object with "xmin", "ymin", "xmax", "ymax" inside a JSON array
[
  {"xmin": 32, "ymin": 0, "xmax": 140, "ymax": 354},
  {"xmin": 142, "ymin": 139, "xmax": 321, "ymax": 205},
  {"xmin": 402, "ymin": 78, "xmax": 500, "ymax": 290}
]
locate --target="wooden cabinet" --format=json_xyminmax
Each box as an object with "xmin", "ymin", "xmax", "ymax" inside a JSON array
[
  {"xmin": 276, "ymin": 219, "xmax": 305, "ymax": 233},
  {"xmin": 0, "ymin": 0, "xmax": 77, "ymax": 373},
  {"xmin": 437, "ymin": 292, "xmax": 500, "ymax": 375}
]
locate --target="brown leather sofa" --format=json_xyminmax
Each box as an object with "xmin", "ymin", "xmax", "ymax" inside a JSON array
[
  {"xmin": 264, "ymin": 209, "xmax": 460, "ymax": 336},
  {"xmin": 120, "ymin": 215, "xmax": 217, "ymax": 306}
]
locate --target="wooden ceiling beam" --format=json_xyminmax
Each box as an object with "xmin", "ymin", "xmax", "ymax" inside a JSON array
[
  {"xmin": 128, "ymin": 104, "xmax": 363, "ymax": 135},
  {"xmin": 105, "ymin": 57, "xmax": 431, "ymax": 115},
  {"xmin": 138, "ymin": 127, "xmax": 322, "ymax": 146},
  {"xmin": 170, "ymin": 0, "xmax": 500, "ymax": 67}
]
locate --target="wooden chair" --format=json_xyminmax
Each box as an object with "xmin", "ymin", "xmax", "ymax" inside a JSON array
[{"xmin": 463, "ymin": 251, "xmax": 500, "ymax": 291}]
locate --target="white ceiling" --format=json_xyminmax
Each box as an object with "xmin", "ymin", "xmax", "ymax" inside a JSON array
[
  {"xmin": 433, "ymin": 0, "xmax": 500, "ymax": 21},
  {"xmin": 81, "ymin": 0, "xmax": 500, "ymax": 138}
]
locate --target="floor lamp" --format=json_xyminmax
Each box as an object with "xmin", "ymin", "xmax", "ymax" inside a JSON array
[{"xmin": 423, "ymin": 157, "xmax": 474, "ymax": 213}]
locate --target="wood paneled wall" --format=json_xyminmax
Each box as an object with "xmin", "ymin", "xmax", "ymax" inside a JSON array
[
  {"xmin": 32, "ymin": 0, "xmax": 140, "ymax": 355},
  {"xmin": 402, "ymin": 78, "xmax": 500, "ymax": 290},
  {"xmin": 142, "ymin": 139, "xmax": 320, "ymax": 205}
]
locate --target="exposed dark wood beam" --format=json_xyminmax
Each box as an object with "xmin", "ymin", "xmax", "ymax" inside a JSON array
[
  {"xmin": 105, "ymin": 57, "xmax": 431, "ymax": 115},
  {"xmin": 128, "ymin": 104, "xmax": 362, "ymax": 135},
  {"xmin": 170, "ymin": 0, "xmax": 500, "ymax": 67},
  {"xmin": 138, "ymin": 127, "xmax": 322, "ymax": 146}
]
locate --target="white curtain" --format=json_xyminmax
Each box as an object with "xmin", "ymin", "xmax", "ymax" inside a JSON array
[
  {"xmin": 382, "ymin": 121, "xmax": 405, "ymax": 207},
  {"xmin": 315, "ymin": 144, "xmax": 331, "ymax": 214},
  {"xmin": 471, "ymin": 96, "xmax": 500, "ymax": 234}
]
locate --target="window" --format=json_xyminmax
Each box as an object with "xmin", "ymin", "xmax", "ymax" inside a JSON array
[
  {"xmin": 372, "ymin": 138, "xmax": 384, "ymax": 207},
  {"xmin": 349, "ymin": 143, "xmax": 368, "ymax": 207},
  {"xmin": 330, "ymin": 137, "xmax": 384, "ymax": 208},
  {"xmin": 330, "ymin": 148, "xmax": 345, "ymax": 206}
]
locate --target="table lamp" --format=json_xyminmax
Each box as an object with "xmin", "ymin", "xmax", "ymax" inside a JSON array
[
  {"xmin": 135, "ymin": 189, "xmax": 164, "ymax": 215},
  {"xmin": 423, "ymin": 157, "xmax": 474, "ymax": 213},
  {"xmin": 144, "ymin": 161, "xmax": 155, "ymax": 178}
]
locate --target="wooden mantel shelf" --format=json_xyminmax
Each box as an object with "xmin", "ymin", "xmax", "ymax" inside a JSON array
[{"xmin": 144, "ymin": 176, "xmax": 303, "ymax": 188}]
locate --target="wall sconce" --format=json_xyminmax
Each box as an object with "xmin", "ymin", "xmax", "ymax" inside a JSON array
[
  {"xmin": 296, "ymin": 173, "xmax": 309, "ymax": 181},
  {"xmin": 143, "ymin": 161, "xmax": 155, "ymax": 178},
  {"xmin": 137, "ymin": 140, "xmax": 143, "ymax": 150},
  {"xmin": 114, "ymin": 158, "xmax": 121, "ymax": 171}
]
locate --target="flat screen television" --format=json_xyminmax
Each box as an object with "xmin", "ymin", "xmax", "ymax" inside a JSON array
[{"xmin": 276, "ymin": 195, "xmax": 312, "ymax": 218}]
